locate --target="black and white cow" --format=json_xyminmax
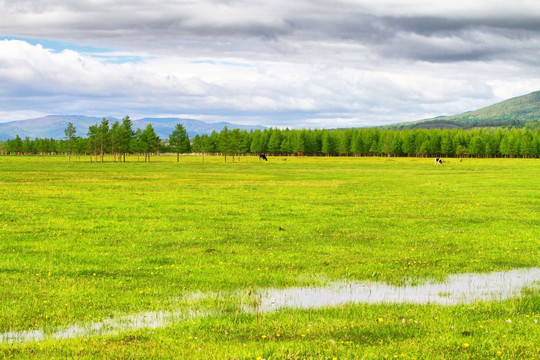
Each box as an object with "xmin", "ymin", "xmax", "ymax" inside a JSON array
[
  {"xmin": 434, "ymin": 158, "xmax": 443, "ymax": 166},
  {"xmin": 259, "ymin": 154, "xmax": 268, "ymax": 161}
]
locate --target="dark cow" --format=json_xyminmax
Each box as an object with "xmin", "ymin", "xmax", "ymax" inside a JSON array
[
  {"xmin": 434, "ymin": 158, "xmax": 443, "ymax": 166},
  {"xmin": 259, "ymin": 154, "xmax": 268, "ymax": 161}
]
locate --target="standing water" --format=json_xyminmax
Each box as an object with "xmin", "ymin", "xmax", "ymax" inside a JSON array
[
  {"xmin": 258, "ymin": 268, "xmax": 540, "ymax": 311},
  {"xmin": 1, "ymin": 268, "xmax": 538, "ymax": 343}
]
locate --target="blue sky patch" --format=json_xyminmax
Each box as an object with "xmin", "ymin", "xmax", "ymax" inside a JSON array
[
  {"xmin": 2, "ymin": 36, "xmax": 149, "ymax": 64},
  {"xmin": 2, "ymin": 36, "xmax": 111, "ymax": 54}
]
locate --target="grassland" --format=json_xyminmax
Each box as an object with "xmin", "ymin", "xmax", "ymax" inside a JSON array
[{"xmin": 0, "ymin": 155, "xmax": 538, "ymax": 359}]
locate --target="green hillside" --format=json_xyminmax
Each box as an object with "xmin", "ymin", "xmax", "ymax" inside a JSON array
[{"xmin": 392, "ymin": 90, "xmax": 540, "ymax": 129}]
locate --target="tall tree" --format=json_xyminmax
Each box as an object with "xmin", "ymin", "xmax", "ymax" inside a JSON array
[
  {"xmin": 97, "ymin": 118, "xmax": 110, "ymax": 162},
  {"xmin": 219, "ymin": 126, "xmax": 231, "ymax": 162},
  {"xmin": 240, "ymin": 131, "xmax": 252, "ymax": 154},
  {"xmin": 132, "ymin": 129, "xmax": 143, "ymax": 162},
  {"xmin": 267, "ymin": 129, "xmax": 282, "ymax": 155},
  {"xmin": 207, "ymin": 131, "xmax": 219, "ymax": 154},
  {"xmin": 140, "ymin": 124, "xmax": 158, "ymax": 162},
  {"xmin": 87, "ymin": 125, "xmax": 99, "ymax": 162},
  {"xmin": 11, "ymin": 135, "xmax": 23, "ymax": 154},
  {"xmin": 22, "ymin": 136, "xmax": 34, "ymax": 154},
  {"xmin": 64, "ymin": 122, "xmax": 76, "ymax": 162},
  {"xmin": 279, "ymin": 131, "xmax": 292, "ymax": 155},
  {"xmin": 350, "ymin": 130, "xmax": 364, "ymax": 155},
  {"xmin": 401, "ymin": 130, "xmax": 415, "ymax": 156},
  {"xmin": 440, "ymin": 131, "xmax": 454, "ymax": 157},
  {"xmin": 119, "ymin": 116, "xmax": 134, "ymax": 162},
  {"xmin": 229, "ymin": 128, "xmax": 244, "ymax": 162},
  {"xmin": 338, "ymin": 129, "xmax": 352, "ymax": 156},
  {"xmin": 110, "ymin": 121, "xmax": 121, "ymax": 162},
  {"xmin": 192, "ymin": 134, "xmax": 207, "ymax": 162},
  {"xmin": 390, "ymin": 132, "xmax": 403, "ymax": 156},
  {"xmin": 75, "ymin": 137, "xmax": 86, "ymax": 161},
  {"xmin": 169, "ymin": 123, "xmax": 191, "ymax": 162},
  {"xmin": 250, "ymin": 130, "xmax": 262, "ymax": 154},
  {"xmin": 35, "ymin": 138, "xmax": 46, "ymax": 158},
  {"xmin": 321, "ymin": 130, "xmax": 337, "ymax": 156}
]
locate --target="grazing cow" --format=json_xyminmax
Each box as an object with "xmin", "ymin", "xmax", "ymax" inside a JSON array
[
  {"xmin": 259, "ymin": 154, "xmax": 268, "ymax": 161},
  {"xmin": 434, "ymin": 158, "xmax": 443, "ymax": 166}
]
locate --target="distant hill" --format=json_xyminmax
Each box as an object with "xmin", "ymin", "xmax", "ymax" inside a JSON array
[
  {"xmin": 390, "ymin": 91, "xmax": 540, "ymax": 129},
  {"xmin": 0, "ymin": 115, "xmax": 266, "ymax": 140}
]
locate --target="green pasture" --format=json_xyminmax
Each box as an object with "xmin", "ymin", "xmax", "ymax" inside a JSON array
[{"xmin": 0, "ymin": 155, "xmax": 538, "ymax": 358}]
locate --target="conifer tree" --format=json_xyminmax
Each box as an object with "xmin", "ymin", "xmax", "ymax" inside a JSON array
[{"xmin": 169, "ymin": 123, "xmax": 191, "ymax": 162}]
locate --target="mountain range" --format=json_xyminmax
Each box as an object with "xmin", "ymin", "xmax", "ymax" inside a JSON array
[
  {"xmin": 390, "ymin": 90, "xmax": 540, "ymax": 129},
  {"xmin": 1, "ymin": 90, "xmax": 540, "ymax": 140},
  {"xmin": 0, "ymin": 116, "xmax": 267, "ymax": 141}
]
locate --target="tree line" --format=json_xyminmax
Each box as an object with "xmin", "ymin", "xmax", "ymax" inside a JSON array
[
  {"xmin": 0, "ymin": 117, "xmax": 190, "ymax": 162},
  {"xmin": 1, "ymin": 118, "xmax": 539, "ymax": 159}
]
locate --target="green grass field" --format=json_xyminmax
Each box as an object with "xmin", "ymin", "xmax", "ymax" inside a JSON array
[{"xmin": 0, "ymin": 155, "xmax": 538, "ymax": 359}]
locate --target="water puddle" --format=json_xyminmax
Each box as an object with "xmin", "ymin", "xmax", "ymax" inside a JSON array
[
  {"xmin": 258, "ymin": 268, "xmax": 540, "ymax": 311},
  {"xmin": 0, "ymin": 309, "xmax": 211, "ymax": 344},
  {"xmin": 1, "ymin": 268, "xmax": 538, "ymax": 344}
]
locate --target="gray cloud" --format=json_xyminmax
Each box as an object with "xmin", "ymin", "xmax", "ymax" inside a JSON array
[{"xmin": 3, "ymin": 1, "xmax": 539, "ymax": 58}]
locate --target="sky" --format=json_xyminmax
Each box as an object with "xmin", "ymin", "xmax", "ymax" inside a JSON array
[{"xmin": 1, "ymin": 0, "xmax": 540, "ymax": 128}]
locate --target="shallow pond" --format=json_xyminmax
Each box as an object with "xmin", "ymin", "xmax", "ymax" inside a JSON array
[
  {"xmin": 258, "ymin": 267, "xmax": 540, "ymax": 311},
  {"xmin": 1, "ymin": 267, "xmax": 538, "ymax": 343}
]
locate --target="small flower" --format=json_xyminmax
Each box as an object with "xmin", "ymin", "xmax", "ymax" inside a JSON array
[
  {"xmin": 378, "ymin": 318, "xmax": 384, "ymax": 323},
  {"xmin": 463, "ymin": 343, "xmax": 470, "ymax": 349},
  {"xmin": 505, "ymin": 319, "xmax": 512, "ymax": 323},
  {"xmin": 261, "ymin": 335, "xmax": 267, "ymax": 339}
]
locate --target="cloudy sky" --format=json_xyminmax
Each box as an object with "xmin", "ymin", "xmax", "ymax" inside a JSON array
[{"xmin": 1, "ymin": 0, "xmax": 540, "ymax": 128}]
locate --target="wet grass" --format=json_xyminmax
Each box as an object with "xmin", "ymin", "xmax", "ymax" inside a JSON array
[{"xmin": 0, "ymin": 155, "xmax": 538, "ymax": 358}]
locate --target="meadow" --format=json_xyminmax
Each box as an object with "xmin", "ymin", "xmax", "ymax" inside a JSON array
[{"xmin": 0, "ymin": 155, "xmax": 538, "ymax": 359}]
